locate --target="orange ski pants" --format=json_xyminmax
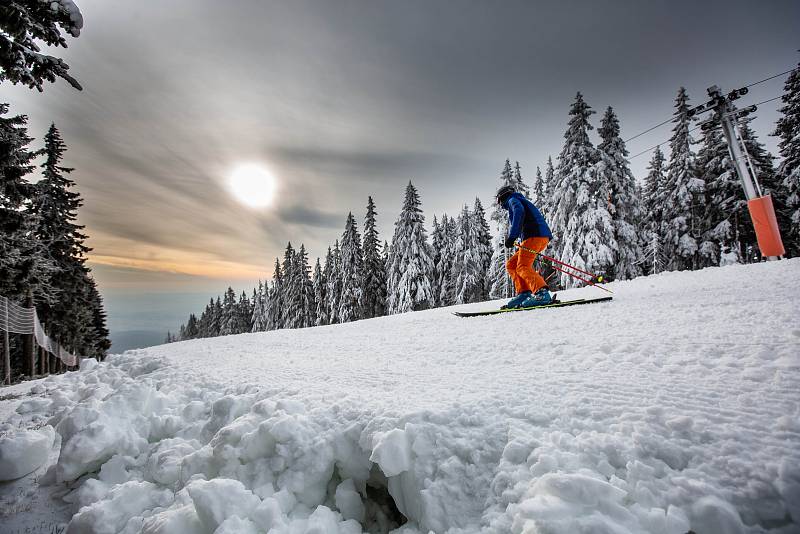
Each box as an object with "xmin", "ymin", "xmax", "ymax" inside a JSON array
[{"xmin": 506, "ymin": 237, "xmax": 549, "ymax": 295}]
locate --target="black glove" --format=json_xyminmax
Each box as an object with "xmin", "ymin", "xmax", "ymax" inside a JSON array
[{"xmin": 505, "ymin": 237, "xmax": 516, "ymax": 249}]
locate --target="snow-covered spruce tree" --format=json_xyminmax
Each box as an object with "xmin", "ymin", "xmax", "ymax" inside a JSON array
[
  {"xmin": 31, "ymin": 124, "xmax": 100, "ymax": 342},
  {"xmin": 210, "ymin": 297, "xmax": 222, "ymax": 337},
  {"xmin": 386, "ymin": 181, "xmax": 435, "ymax": 314},
  {"xmin": 597, "ymin": 106, "xmax": 643, "ymax": 280},
  {"xmin": 326, "ymin": 240, "xmax": 342, "ymax": 324},
  {"xmin": 532, "ymin": 167, "xmax": 544, "ymax": 205},
  {"xmin": 236, "ymin": 291, "xmax": 252, "ymax": 334},
  {"xmin": 471, "ymin": 198, "xmax": 492, "ymax": 300},
  {"xmin": 184, "ymin": 313, "xmax": 198, "ymax": 339},
  {"xmin": 319, "ymin": 248, "xmax": 335, "ymax": 325},
  {"xmin": 362, "ymin": 197, "xmax": 386, "ymax": 319},
  {"xmin": 281, "ymin": 242, "xmax": 303, "ymax": 329},
  {"xmin": 449, "ymin": 205, "xmax": 485, "ymax": 304},
  {"xmin": 772, "ymin": 64, "xmax": 800, "ymax": 257},
  {"xmin": 430, "ymin": 215, "xmax": 444, "ymax": 306},
  {"xmin": 641, "ymin": 146, "xmax": 667, "ymax": 274},
  {"xmin": 542, "ymin": 156, "xmax": 555, "ymax": 215},
  {"xmin": 267, "ymin": 258, "xmax": 283, "ymax": 330},
  {"xmin": 696, "ymin": 121, "xmax": 741, "ymax": 266},
  {"xmin": 295, "ymin": 244, "xmax": 316, "ymax": 328},
  {"xmin": 339, "ymin": 213, "xmax": 364, "ymax": 323},
  {"xmin": 251, "ymin": 281, "xmax": 267, "ymax": 332},
  {"xmin": 659, "ymin": 87, "xmax": 705, "ymax": 271},
  {"xmin": 513, "ymin": 161, "xmax": 530, "ymax": 198},
  {"xmin": 0, "ymin": 104, "xmax": 53, "ymax": 303},
  {"xmin": 218, "ymin": 287, "xmax": 237, "ymax": 336},
  {"xmin": 0, "ymin": 0, "xmax": 84, "ymax": 91},
  {"xmin": 86, "ymin": 273, "xmax": 110, "ymax": 357},
  {"xmin": 550, "ymin": 92, "xmax": 616, "ymax": 287},
  {"xmin": 433, "ymin": 215, "xmax": 455, "ymax": 307},
  {"xmin": 196, "ymin": 300, "xmax": 212, "ymax": 338},
  {"xmin": 312, "ymin": 257, "xmax": 328, "ymax": 326},
  {"xmin": 487, "ymin": 159, "xmax": 524, "ymax": 298}
]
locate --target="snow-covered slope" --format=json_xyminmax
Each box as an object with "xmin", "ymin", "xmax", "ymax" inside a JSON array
[{"xmin": 2, "ymin": 260, "xmax": 799, "ymax": 534}]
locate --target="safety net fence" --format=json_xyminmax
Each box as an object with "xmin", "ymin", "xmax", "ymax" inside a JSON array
[{"xmin": 1, "ymin": 295, "xmax": 78, "ymax": 368}]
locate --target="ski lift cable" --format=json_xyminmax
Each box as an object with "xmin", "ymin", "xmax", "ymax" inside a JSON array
[
  {"xmin": 743, "ymin": 68, "xmax": 797, "ymax": 89},
  {"xmin": 629, "ymin": 124, "xmax": 703, "ymax": 160},
  {"xmin": 628, "ymin": 94, "xmax": 782, "ymax": 160},
  {"xmin": 622, "ymin": 66, "xmax": 796, "ymax": 145}
]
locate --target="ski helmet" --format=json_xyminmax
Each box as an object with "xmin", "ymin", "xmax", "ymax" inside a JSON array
[{"xmin": 496, "ymin": 185, "xmax": 515, "ymax": 205}]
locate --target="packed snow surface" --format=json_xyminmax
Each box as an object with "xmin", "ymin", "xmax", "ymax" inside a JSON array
[{"xmin": 2, "ymin": 260, "xmax": 800, "ymax": 534}]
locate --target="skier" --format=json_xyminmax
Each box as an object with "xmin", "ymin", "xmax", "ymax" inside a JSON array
[{"xmin": 496, "ymin": 184, "xmax": 554, "ymax": 308}]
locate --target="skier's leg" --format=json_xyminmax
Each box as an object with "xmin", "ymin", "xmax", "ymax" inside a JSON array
[
  {"xmin": 516, "ymin": 237, "xmax": 549, "ymax": 293},
  {"xmin": 505, "ymin": 250, "xmax": 524, "ymax": 294}
]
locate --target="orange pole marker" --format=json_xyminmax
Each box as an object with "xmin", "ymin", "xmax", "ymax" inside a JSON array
[{"xmin": 747, "ymin": 195, "xmax": 785, "ymax": 258}]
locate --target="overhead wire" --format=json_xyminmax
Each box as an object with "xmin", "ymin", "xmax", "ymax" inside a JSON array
[{"xmin": 622, "ymin": 66, "xmax": 796, "ymax": 146}]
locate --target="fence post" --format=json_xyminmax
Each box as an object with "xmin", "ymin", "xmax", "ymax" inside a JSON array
[
  {"xmin": 24, "ymin": 290, "xmax": 36, "ymax": 377},
  {"xmin": 2, "ymin": 317, "xmax": 9, "ymax": 386}
]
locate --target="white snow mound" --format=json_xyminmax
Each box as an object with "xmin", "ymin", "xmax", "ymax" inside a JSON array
[
  {"xmin": 0, "ymin": 426, "xmax": 55, "ymax": 481},
  {"xmin": 2, "ymin": 260, "xmax": 799, "ymax": 533}
]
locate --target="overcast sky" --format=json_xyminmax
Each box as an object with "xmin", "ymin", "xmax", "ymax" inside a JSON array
[{"xmin": 2, "ymin": 0, "xmax": 798, "ymax": 337}]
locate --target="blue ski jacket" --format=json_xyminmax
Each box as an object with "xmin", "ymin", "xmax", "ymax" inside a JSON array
[{"xmin": 503, "ymin": 192, "xmax": 552, "ymax": 241}]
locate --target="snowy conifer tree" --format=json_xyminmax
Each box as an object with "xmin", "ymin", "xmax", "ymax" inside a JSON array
[
  {"xmin": 211, "ymin": 297, "xmax": 222, "ymax": 337},
  {"xmin": 185, "ymin": 313, "xmax": 198, "ymax": 339},
  {"xmin": 251, "ymin": 281, "xmax": 267, "ymax": 332},
  {"xmin": 295, "ymin": 244, "xmax": 316, "ymax": 328},
  {"xmin": 386, "ymin": 181, "xmax": 434, "ymax": 314},
  {"xmin": 219, "ymin": 287, "xmax": 237, "ymax": 335},
  {"xmin": 532, "ymin": 167, "xmax": 544, "ymax": 205},
  {"xmin": 449, "ymin": 205, "xmax": 484, "ymax": 304},
  {"xmin": 513, "ymin": 161, "xmax": 530, "ymax": 198},
  {"xmin": 696, "ymin": 121, "xmax": 740, "ymax": 265},
  {"xmin": 281, "ymin": 242, "xmax": 303, "ymax": 329},
  {"xmin": 0, "ymin": 0, "xmax": 84, "ymax": 91},
  {"xmin": 362, "ymin": 197, "xmax": 386, "ymax": 318},
  {"xmin": 267, "ymin": 259, "xmax": 283, "ymax": 330},
  {"xmin": 436, "ymin": 215, "xmax": 458, "ymax": 306},
  {"xmin": 641, "ymin": 146, "xmax": 667, "ymax": 274},
  {"xmin": 550, "ymin": 92, "xmax": 616, "ymax": 287},
  {"xmin": 313, "ymin": 257, "xmax": 328, "ymax": 326},
  {"xmin": 542, "ymin": 157, "xmax": 555, "ymax": 215},
  {"xmin": 0, "ymin": 105, "xmax": 52, "ymax": 303},
  {"xmin": 339, "ymin": 213, "xmax": 364, "ymax": 323},
  {"xmin": 597, "ymin": 106, "xmax": 643, "ymax": 280},
  {"xmin": 326, "ymin": 240, "xmax": 343, "ymax": 324},
  {"xmin": 430, "ymin": 215, "xmax": 444, "ymax": 306},
  {"xmin": 471, "ymin": 198, "xmax": 492, "ymax": 300},
  {"xmin": 31, "ymin": 124, "xmax": 105, "ymax": 349},
  {"xmin": 772, "ymin": 64, "xmax": 800, "ymax": 257},
  {"xmin": 659, "ymin": 87, "xmax": 705, "ymax": 271}
]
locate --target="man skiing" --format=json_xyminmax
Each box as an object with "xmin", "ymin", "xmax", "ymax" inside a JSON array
[{"xmin": 496, "ymin": 185, "xmax": 554, "ymax": 309}]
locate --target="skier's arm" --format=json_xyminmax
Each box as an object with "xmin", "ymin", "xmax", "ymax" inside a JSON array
[{"xmin": 507, "ymin": 197, "xmax": 524, "ymax": 242}]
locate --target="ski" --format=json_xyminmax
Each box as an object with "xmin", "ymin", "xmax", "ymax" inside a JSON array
[{"xmin": 452, "ymin": 296, "xmax": 613, "ymax": 317}]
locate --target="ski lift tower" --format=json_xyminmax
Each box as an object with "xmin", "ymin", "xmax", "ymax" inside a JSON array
[{"xmin": 688, "ymin": 85, "xmax": 785, "ymax": 260}]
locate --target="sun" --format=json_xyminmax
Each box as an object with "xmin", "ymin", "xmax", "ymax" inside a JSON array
[{"xmin": 227, "ymin": 163, "xmax": 277, "ymax": 208}]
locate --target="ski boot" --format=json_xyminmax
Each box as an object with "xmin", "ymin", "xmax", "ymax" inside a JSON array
[
  {"xmin": 520, "ymin": 288, "xmax": 553, "ymax": 307},
  {"xmin": 501, "ymin": 291, "xmax": 531, "ymax": 310}
]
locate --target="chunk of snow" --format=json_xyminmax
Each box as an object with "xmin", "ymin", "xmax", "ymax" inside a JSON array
[
  {"xmin": 0, "ymin": 426, "xmax": 54, "ymax": 481},
  {"xmin": 370, "ymin": 428, "xmax": 412, "ymax": 477}
]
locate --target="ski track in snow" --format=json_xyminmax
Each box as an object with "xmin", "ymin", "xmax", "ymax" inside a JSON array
[{"xmin": 1, "ymin": 260, "xmax": 799, "ymax": 534}]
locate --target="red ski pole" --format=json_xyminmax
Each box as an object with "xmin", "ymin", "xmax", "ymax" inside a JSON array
[{"xmin": 517, "ymin": 243, "xmax": 614, "ymax": 294}]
